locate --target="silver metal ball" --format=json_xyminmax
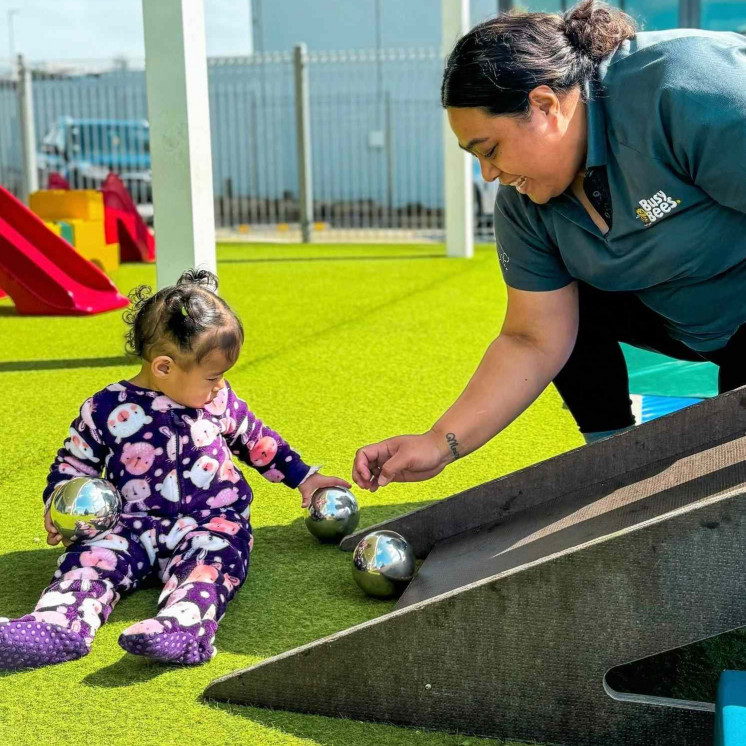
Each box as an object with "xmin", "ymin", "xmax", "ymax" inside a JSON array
[
  {"xmin": 351, "ymin": 530, "xmax": 416, "ymax": 598},
  {"xmin": 305, "ymin": 487, "xmax": 360, "ymax": 543},
  {"xmin": 49, "ymin": 477, "xmax": 122, "ymax": 542}
]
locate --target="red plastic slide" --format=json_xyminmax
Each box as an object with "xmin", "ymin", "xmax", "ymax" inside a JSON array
[
  {"xmin": 0, "ymin": 185, "xmax": 129, "ymax": 315},
  {"xmin": 102, "ymin": 173, "xmax": 155, "ymax": 262},
  {"xmin": 47, "ymin": 172, "xmax": 71, "ymax": 189}
]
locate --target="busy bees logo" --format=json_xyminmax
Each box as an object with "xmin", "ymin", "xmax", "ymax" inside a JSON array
[{"xmin": 635, "ymin": 190, "xmax": 681, "ymax": 226}]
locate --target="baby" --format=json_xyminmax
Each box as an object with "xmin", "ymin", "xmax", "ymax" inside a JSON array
[{"xmin": 0, "ymin": 268, "xmax": 349, "ymax": 668}]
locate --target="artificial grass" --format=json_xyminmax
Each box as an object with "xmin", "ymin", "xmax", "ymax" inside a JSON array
[
  {"xmin": 0, "ymin": 242, "xmax": 580, "ymax": 746},
  {"xmin": 1, "ymin": 242, "xmax": 741, "ymax": 744}
]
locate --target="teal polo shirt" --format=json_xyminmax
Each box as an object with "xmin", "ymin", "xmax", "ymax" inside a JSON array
[{"xmin": 493, "ymin": 29, "xmax": 746, "ymax": 352}]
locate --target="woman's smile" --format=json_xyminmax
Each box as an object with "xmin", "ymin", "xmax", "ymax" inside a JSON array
[{"xmin": 502, "ymin": 175, "xmax": 529, "ymax": 193}]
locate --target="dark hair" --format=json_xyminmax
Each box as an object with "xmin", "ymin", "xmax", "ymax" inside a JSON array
[
  {"xmin": 123, "ymin": 268, "xmax": 244, "ymax": 368},
  {"xmin": 441, "ymin": 0, "xmax": 636, "ymax": 116}
]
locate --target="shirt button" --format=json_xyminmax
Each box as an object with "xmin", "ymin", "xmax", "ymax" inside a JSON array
[{"xmin": 593, "ymin": 191, "xmax": 601, "ymax": 197}]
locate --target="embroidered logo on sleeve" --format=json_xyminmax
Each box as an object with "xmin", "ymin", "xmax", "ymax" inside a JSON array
[
  {"xmin": 498, "ymin": 248, "xmax": 510, "ymax": 269},
  {"xmin": 635, "ymin": 190, "xmax": 681, "ymax": 227}
]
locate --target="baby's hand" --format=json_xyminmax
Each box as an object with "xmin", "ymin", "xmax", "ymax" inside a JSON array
[
  {"xmin": 44, "ymin": 507, "xmax": 71, "ymax": 548},
  {"xmin": 298, "ymin": 472, "xmax": 352, "ymax": 509}
]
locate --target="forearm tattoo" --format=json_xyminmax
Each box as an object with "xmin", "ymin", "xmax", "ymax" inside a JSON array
[{"xmin": 445, "ymin": 432, "xmax": 461, "ymax": 461}]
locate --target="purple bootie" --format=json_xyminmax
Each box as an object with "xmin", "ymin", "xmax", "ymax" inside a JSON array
[
  {"xmin": 0, "ymin": 616, "xmax": 90, "ymax": 670},
  {"xmin": 118, "ymin": 617, "xmax": 218, "ymax": 665}
]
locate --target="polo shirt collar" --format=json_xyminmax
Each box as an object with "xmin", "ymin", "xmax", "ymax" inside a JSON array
[{"xmin": 584, "ymin": 76, "xmax": 607, "ymax": 169}]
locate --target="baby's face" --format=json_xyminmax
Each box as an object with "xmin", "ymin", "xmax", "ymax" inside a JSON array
[{"xmin": 162, "ymin": 348, "xmax": 235, "ymax": 409}]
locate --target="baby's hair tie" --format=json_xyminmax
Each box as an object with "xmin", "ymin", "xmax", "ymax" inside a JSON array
[{"xmin": 181, "ymin": 305, "xmax": 188, "ymax": 317}]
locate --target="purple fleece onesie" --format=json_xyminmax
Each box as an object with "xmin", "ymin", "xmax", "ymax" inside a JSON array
[{"xmin": 0, "ymin": 380, "xmax": 312, "ymax": 668}]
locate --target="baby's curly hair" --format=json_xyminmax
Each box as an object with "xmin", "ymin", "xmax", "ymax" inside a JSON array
[{"xmin": 123, "ymin": 268, "xmax": 244, "ymax": 368}]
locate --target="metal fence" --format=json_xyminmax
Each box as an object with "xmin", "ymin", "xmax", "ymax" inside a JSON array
[{"xmin": 0, "ymin": 50, "xmax": 494, "ymax": 243}]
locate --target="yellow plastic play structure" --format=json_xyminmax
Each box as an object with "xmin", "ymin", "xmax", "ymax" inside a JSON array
[{"xmin": 29, "ymin": 189, "xmax": 120, "ymax": 274}]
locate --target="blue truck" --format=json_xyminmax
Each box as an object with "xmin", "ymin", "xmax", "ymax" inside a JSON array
[{"xmin": 37, "ymin": 117, "xmax": 152, "ymax": 203}]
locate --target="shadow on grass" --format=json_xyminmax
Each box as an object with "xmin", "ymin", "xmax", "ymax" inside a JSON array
[
  {"xmin": 204, "ymin": 702, "xmax": 508, "ymax": 746},
  {"xmin": 213, "ymin": 502, "xmax": 428, "ymax": 660},
  {"xmin": 4, "ymin": 497, "xmax": 741, "ymax": 732},
  {"xmin": 0, "ymin": 356, "xmax": 133, "ymax": 372},
  {"xmin": 0, "ymin": 547, "xmax": 162, "ymax": 623},
  {"xmin": 0, "ymin": 501, "xmax": 426, "ymax": 658},
  {"xmin": 219, "ymin": 254, "xmax": 447, "ymax": 265},
  {"xmin": 606, "ymin": 626, "xmax": 746, "ymax": 703},
  {"xmin": 84, "ymin": 651, "xmax": 193, "ymax": 687}
]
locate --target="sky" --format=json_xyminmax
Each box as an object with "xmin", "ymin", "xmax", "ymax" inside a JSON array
[
  {"xmin": 1, "ymin": 0, "xmax": 742, "ymax": 65},
  {"xmin": 0, "ymin": 0, "xmax": 506, "ymax": 63},
  {"xmin": 0, "ymin": 0, "xmax": 252, "ymax": 61}
]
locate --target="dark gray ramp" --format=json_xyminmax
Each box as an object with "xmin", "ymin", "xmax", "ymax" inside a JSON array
[
  {"xmin": 205, "ymin": 389, "xmax": 746, "ymax": 745},
  {"xmin": 340, "ymin": 387, "xmax": 746, "ymax": 558},
  {"xmin": 396, "ymin": 435, "xmax": 746, "ymax": 609}
]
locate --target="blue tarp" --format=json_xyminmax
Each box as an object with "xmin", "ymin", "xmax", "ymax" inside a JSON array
[{"xmin": 623, "ymin": 344, "xmax": 718, "ymax": 399}]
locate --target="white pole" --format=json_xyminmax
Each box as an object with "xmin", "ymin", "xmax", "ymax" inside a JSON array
[
  {"xmin": 17, "ymin": 55, "xmax": 38, "ymax": 203},
  {"xmin": 442, "ymin": 0, "xmax": 473, "ymax": 259},
  {"xmin": 142, "ymin": 0, "xmax": 216, "ymax": 289}
]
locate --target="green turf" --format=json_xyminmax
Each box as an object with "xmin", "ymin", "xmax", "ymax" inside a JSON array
[{"xmin": 0, "ymin": 243, "xmax": 583, "ymax": 746}]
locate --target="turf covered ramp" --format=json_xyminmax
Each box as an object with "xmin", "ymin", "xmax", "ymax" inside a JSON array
[{"xmin": 204, "ymin": 388, "xmax": 746, "ymax": 746}]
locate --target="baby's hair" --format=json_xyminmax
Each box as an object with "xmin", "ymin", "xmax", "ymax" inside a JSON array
[{"xmin": 123, "ymin": 268, "xmax": 244, "ymax": 368}]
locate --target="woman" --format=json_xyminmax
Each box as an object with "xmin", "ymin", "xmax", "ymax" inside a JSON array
[{"xmin": 352, "ymin": 0, "xmax": 746, "ymax": 491}]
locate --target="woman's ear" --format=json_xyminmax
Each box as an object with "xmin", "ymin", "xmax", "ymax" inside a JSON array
[
  {"xmin": 151, "ymin": 355, "xmax": 174, "ymax": 380},
  {"xmin": 528, "ymin": 84, "xmax": 561, "ymax": 117}
]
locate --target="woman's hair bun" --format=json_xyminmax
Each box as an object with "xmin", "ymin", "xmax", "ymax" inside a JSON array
[{"xmin": 562, "ymin": 0, "xmax": 635, "ymax": 63}]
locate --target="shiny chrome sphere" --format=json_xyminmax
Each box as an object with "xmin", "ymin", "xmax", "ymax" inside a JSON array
[
  {"xmin": 352, "ymin": 530, "xmax": 416, "ymax": 598},
  {"xmin": 49, "ymin": 477, "xmax": 122, "ymax": 542},
  {"xmin": 305, "ymin": 487, "xmax": 360, "ymax": 542}
]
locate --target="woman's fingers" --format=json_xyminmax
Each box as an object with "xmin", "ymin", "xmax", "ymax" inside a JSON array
[
  {"xmin": 377, "ymin": 449, "xmax": 409, "ymax": 487},
  {"xmin": 354, "ymin": 437, "xmax": 434, "ymax": 490},
  {"xmin": 353, "ymin": 441, "xmax": 391, "ymax": 488},
  {"xmin": 352, "ymin": 449, "xmax": 372, "ymax": 484}
]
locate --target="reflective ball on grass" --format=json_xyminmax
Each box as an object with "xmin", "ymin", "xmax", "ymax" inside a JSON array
[
  {"xmin": 49, "ymin": 477, "xmax": 122, "ymax": 542},
  {"xmin": 305, "ymin": 487, "xmax": 360, "ymax": 542},
  {"xmin": 352, "ymin": 530, "xmax": 416, "ymax": 598}
]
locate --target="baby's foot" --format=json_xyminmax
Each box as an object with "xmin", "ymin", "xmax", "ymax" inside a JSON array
[
  {"xmin": 0, "ymin": 616, "xmax": 90, "ymax": 670},
  {"xmin": 118, "ymin": 617, "xmax": 218, "ymax": 665}
]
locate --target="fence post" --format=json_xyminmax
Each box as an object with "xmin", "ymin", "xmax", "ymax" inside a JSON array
[
  {"xmin": 679, "ymin": 0, "xmax": 701, "ymax": 27},
  {"xmin": 385, "ymin": 90, "xmax": 394, "ymax": 218},
  {"xmin": 442, "ymin": 0, "xmax": 473, "ymax": 258},
  {"xmin": 17, "ymin": 55, "xmax": 38, "ymax": 203},
  {"xmin": 294, "ymin": 43, "xmax": 313, "ymax": 244}
]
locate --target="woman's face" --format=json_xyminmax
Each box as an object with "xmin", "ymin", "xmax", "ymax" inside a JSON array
[{"xmin": 447, "ymin": 85, "xmax": 587, "ymax": 205}]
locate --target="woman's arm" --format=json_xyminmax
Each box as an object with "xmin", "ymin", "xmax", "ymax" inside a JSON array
[
  {"xmin": 430, "ymin": 281, "xmax": 579, "ymax": 459},
  {"xmin": 353, "ymin": 282, "xmax": 579, "ymax": 489}
]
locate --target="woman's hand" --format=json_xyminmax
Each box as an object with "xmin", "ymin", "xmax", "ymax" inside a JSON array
[
  {"xmin": 353, "ymin": 287, "xmax": 579, "ymax": 494},
  {"xmin": 352, "ymin": 432, "xmax": 451, "ymax": 492},
  {"xmin": 297, "ymin": 472, "xmax": 352, "ymax": 509},
  {"xmin": 44, "ymin": 508, "xmax": 71, "ymax": 548}
]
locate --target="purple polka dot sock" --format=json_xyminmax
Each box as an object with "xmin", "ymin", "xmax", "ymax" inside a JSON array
[
  {"xmin": 118, "ymin": 617, "xmax": 218, "ymax": 665},
  {"xmin": 0, "ymin": 616, "xmax": 90, "ymax": 670}
]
